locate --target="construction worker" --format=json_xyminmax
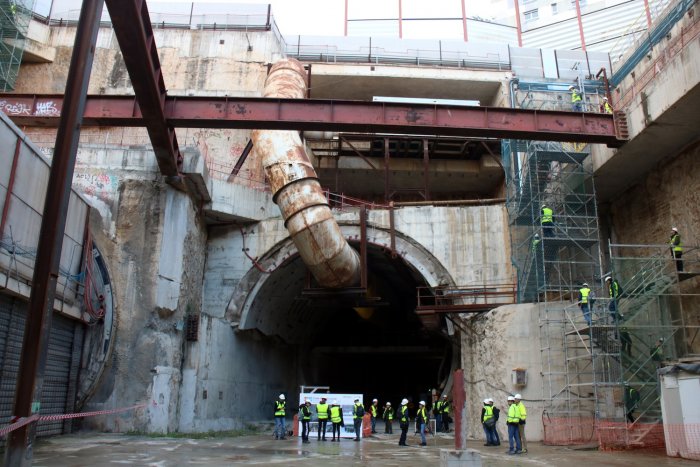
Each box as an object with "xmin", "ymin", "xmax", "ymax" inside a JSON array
[
  {"xmin": 624, "ymin": 382, "xmax": 640, "ymax": 423},
  {"xmin": 299, "ymin": 399, "xmax": 311, "ymax": 443},
  {"xmin": 650, "ymin": 338, "xmax": 665, "ymax": 367},
  {"xmin": 605, "ymin": 276, "xmax": 623, "ymax": 322},
  {"xmin": 274, "ymin": 394, "xmax": 286, "ymax": 440},
  {"xmin": 569, "ymin": 85, "xmax": 582, "ymax": 111},
  {"xmin": 579, "ymin": 282, "xmax": 592, "ymax": 326},
  {"xmin": 316, "ymin": 397, "xmax": 330, "ymax": 441},
  {"xmin": 670, "ymin": 227, "xmax": 683, "ymax": 271},
  {"xmin": 352, "ymin": 398, "xmax": 365, "ymax": 441},
  {"xmin": 506, "ymin": 396, "xmax": 522, "ymax": 455},
  {"xmin": 398, "ymin": 398, "xmax": 410, "ymax": 446},
  {"xmin": 416, "ymin": 401, "xmax": 428, "ymax": 446},
  {"xmin": 383, "ymin": 402, "xmax": 394, "ymax": 434},
  {"xmin": 433, "ymin": 396, "xmax": 444, "ymax": 432},
  {"xmin": 481, "ymin": 399, "xmax": 497, "ymax": 446},
  {"xmin": 330, "ymin": 400, "xmax": 343, "ymax": 441},
  {"xmin": 541, "ymin": 204, "xmax": 554, "ymax": 238},
  {"xmin": 369, "ymin": 398, "xmax": 379, "ymax": 433},
  {"xmin": 489, "ymin": 398, "xmax": 501, "ymax": 446},
  {"xmin": 600, "ymin": 96, "xmax": 613, "ymax": 114},
  {"xmin": 619, "ymin": 316, "xmax": 633, "ymax": 357},
  {"xmin": 439, "ymin": 394, "xmax": 451, "ymax": 432},
  {"xmin": 514, "ymin": 394, "xmax": 527, "ymax": 454}
]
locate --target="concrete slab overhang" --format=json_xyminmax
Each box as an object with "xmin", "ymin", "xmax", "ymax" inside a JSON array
[{"xmin": 308, "ymin": 63, "xmax": 508, "ymax": 105}]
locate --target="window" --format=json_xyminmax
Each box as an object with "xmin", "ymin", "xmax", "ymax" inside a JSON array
[
  {"xmin": 551, "ymin": 2, "xmax": 558, "ymax": 14},
  {"xmin": 570, "ymin": 0, "xmax": 587, "ymax": 8},
  {"xmin": 524, "ymin": 8, "xmax": 539, "ymax": 21}
]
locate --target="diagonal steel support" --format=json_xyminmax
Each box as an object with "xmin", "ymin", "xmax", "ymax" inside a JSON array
[{"xmin": 104, "ymin": 0, "xmax": 182, "ymax": 176}]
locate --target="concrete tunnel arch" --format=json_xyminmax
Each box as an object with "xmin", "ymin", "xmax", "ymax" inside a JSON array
[{"xmin": 224, "ymin": 223, "xmax": 460, "ymax": 407}]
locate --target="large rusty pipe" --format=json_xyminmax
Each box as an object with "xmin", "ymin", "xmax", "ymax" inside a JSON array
[{"xmin": 252, "ymin": 59, "xmax": 360, "ymax": 288}]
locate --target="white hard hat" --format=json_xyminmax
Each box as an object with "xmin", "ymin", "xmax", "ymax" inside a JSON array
[
  {"xmin": 373, "ymin": 399, "xmax": 378, "ymax": 402},
  {"xmin": 279, "ymin": 394, "xmax": 285, "ymax": 400},
  {"xmin": 442, "ymin": 394, "xmax": 448, "ymax": 398},
  {"xmin": 483, "ymin": 398, "xmax": 490, "ymax": 404},
  {"xmin": 603, "ymin": 97, "xmax": 608, "ymax": 100},
  {"xmin": 582, "ymin": 282, "xmax": 589, "ymax": 287},
  {"xmin": 672, "ymin": 227, "xmax": 678, "ymax": 232},
  {"xmin": 487, "ymin": 398, "xmax": 494, "ymax": 404},
  {"xmin": 507, "ymin": 396, "xmax": 515, "ymax": 401},
  {"xmin": 332, "ymin": 400, "xmax": 338, "ymax": 404},
  {"xmin": 569, "ymin": 85, "xmax": 575, "ymax": 90},
  {"xmin": 514, "ymin": 394, "xmax": 522, "ymax": 399},
  {"xmin": 419, "ymin": 401, "xmax": 425, "ymax": 406},
  {"xmin": 401, "ymin": 398, "xmax": 409, "ymax": 405},
  {"xmin": 541, "ymin": 204, "xmax": 547, "ymax": 208},
  {"xmin": 534, "ymin": 233, "xmax": 540, "ymax": 238},
  {"xmin": 604, "ymin": 276, "xmax": 611, "ymax": 281},
  {"xmin": 386, "ymin": 402, "xmax": 391, "ymax": 406}
]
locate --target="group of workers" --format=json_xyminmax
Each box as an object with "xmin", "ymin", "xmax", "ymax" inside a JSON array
[
  {"xmin": 568, "ymin": 85, "xmax": 612, "ymax": 113},
  {"xmin": 481, "ymin": 395, "xmax": 528, "ymax": 455},
  {"xmin": 273, "ymin": 394, "xmax": 452, "ymax": 446}
]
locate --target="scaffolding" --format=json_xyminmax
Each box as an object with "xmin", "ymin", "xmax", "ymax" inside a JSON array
[
  {"xmin": 504, "ymin": 81, "xmax": 700, "ymax": 448},
  {"xmin": 0, "ymin": 0, "xmax": 33, "ymax": 91}
]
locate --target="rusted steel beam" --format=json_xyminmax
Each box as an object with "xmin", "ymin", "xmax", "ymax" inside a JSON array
[
  {"xmin": 4, "ymin": 0, "xmax": 104, "ymax": 464},
  {"xmin": 104, "ymin": 0, "xmax": 182, "ymax": 176},
  {"xmin": 0, "ymin": 94, "xmax": 626, "ymax": 146}
]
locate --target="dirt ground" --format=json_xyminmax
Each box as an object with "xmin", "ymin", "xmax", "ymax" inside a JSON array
[{"xmin": 5, "ymin": 431, "xmax": 696, "ymax": 467}]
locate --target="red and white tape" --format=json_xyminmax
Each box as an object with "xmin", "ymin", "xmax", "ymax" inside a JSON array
[{"xmin": 0, "ymin": 402, "xmax": 152, "ymax": 437}]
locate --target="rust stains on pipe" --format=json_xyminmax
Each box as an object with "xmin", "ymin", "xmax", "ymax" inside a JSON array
[{"xmin": 253, "ymin": 59, "xmax": 360, "ymax": 288}]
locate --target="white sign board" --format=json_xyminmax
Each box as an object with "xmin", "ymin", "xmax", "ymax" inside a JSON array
[{"xmin": 298, "ymin": 393, "xmax": 363, "ymax": 439}]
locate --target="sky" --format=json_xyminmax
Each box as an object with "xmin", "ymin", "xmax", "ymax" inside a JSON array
[{"xmin": 148, "ymin": 0, "xmax": 509, "ymax": 36}]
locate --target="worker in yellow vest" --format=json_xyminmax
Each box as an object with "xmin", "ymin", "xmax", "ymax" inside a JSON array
[
  {"xmin": 369, "ymin": 398, "xmax": 379, "ymax": 433},
  {"xmin": 398, "ymin": 398, "xmax": 410, "ymax": 446},
  {"xmin": 352, "ymin": 398, "xmax": 365, "ymax": 441},
  {"xmin": 316, "ymin": 397, "xmax": 330, "ymax": 441},
  {"xmin": 274, "ymin": 394, "xmax": 286, "ymax": 440},
  {"xmin": 579, "ymin": 282, "xmax": 592, "ymax": 326},
  {"xmin": 383, "ymin": 402, "xmax": 394, "ymax": 433},
  {"xmin": 481, "ymin": 398, "xmax": 497, "ymax": 446},
  {"xmin": 541, "ymin": 204, "xmax": 554, "ymax": 238},
  {"xmin": 670, "ymin": 227, "xmax": 683, "ymax": 271},
  {"xmin": 416, "ymin": 401, "xmax": 428, "ymax": 446},
  {"xmin": 299, "ymin": 399, "xmax": 312, "ymax": 444},
  {"xmin": 330, "ymin": 400, "xmax": 343, "ymax": 442},
  {"xmin": 569, "ymin": 85, "xmax": 582, "ymax": 111},
  {"xmin": 514, "ymin": 394, "xmax": 528, "ymax": 453},
  {"xmin": 506, "ymin": 396, "xmax": 522, "ymax": 455}
]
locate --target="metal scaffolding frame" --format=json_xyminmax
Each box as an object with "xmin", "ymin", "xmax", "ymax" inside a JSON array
[
  {"xmin": 0, "ymin": 0, "xmax": 33, "ymax": 91},
  {"xmin": 504, "ymin": 81, "xmax": 700, "ymax": 447}
]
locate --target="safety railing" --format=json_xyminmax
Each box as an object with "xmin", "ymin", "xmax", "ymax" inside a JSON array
[{"xmin": 415, "ymin": 283, "xmax": 516, "ymax": 311}]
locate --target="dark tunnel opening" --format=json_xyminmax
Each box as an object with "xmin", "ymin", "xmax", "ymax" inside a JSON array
[{"xmin": 238, "ymin": 244, "xmax": 457, "ymax": 416}]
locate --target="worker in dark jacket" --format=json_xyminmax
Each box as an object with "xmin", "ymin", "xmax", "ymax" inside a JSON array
[
  {"xmin": 398, "ymin": 398, "xmax": 410, "ymax": 446},
  {"xmin": 383, "ymin": 402, "xmax": 394, "ymax": 434},
  {"xmin": 352, "ymin": 398, "xmax": 365, "ymax": 441},
  {"xmin": 481, "ymin": 398, "xmax": 498, "ymax": 446},
  {"xmin": 299, "ymin": 399, "xmax": 311, "ymax": 443}
]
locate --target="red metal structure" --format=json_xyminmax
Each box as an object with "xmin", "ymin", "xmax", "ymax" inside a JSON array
[{"xmin": 2, "ymin": 94, "xmax": 625, "ymax": 146}]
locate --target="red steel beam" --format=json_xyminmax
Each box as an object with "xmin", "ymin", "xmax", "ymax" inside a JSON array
[
  {"xmin": 0, "ymin": 94, "xmax": 625, "ymax": 146},
  {"xmin": 104, "ymin": 0, "xmax": 182, "ymax": 177}
]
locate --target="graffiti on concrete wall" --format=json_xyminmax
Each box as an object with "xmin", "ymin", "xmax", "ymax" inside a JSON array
[{"xmin": 73, "ymin": 171, "xmax": 119, "ymax": 199}]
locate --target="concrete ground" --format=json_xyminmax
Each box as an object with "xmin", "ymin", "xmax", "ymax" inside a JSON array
[{"xmin": 9, "ymin": 432, "xmax": 697, "ymax": 467}]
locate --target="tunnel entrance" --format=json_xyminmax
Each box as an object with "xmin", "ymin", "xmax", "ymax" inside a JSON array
[{"xmin": 236, "ymin": 242, "xmax": 456, "ymax": 412}]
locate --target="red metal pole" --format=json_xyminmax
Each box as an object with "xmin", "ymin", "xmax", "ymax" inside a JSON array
[
  {"xmin": 423, "ymin": 138, "xmax": 430, "ymax": 201},
  {"xmin": 460, "ymin": 0, "xmax": 468, "ymax": 42},
  {"xmin": 398, "ymin": 0, "xmax": 403, "ymax": 39},
  {"xmin": 453, "ymin": 368, "xmax": 466, "ymax": 450},
  {"xmin": 643, "ymin": 0, "xmax": 653, "ymax": 29},
  {"xmin": 513, "ymin": 0, "xmax": 523, "ymax": 47},
  {"xmin": 4, "ymin": 0, "xmax": 104, "ymax": 465},
  {"xmin": 0, "ymin": 139, "xmax": 21, "ymax": 239},
  {"xmin": 574, "ymin": 0, "xmax": 587, "ymax": 52}
]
